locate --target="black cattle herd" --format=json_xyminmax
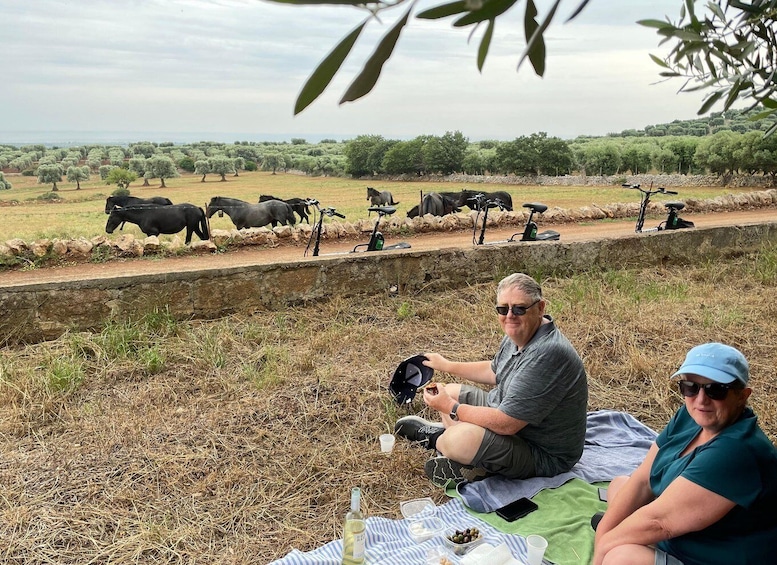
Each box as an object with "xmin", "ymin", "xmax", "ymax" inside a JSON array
[{"xmin": 103, "ymin": 188, "xmax": 515, "ymax": 245}]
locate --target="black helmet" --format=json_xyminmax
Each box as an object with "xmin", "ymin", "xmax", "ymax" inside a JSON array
[{"xmin": 389, "ymin": 354, "xmax": 434, "ymax": 405}]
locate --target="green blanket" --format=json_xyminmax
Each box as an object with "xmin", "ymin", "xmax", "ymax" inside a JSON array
[{"xmin": 451, "ymin": 479, "xmax": 609, "ymax": 564}]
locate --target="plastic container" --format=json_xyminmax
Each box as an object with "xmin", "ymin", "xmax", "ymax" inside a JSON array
[
  {"xmin": 442, "ymin": 528, "xmax": 485, "ymax": 556},
  {"xmin": 407, "ymin": 515, "xmax": 446, "ymax": 543},
  {"xmin": 400, "ymin": 497, "xmax": 436, "ymax": 519}
]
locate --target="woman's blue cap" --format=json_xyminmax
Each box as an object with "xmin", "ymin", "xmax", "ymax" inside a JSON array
[{"xmin": 671, "ymin": 343, "xmax": 749, "ymax": 385}]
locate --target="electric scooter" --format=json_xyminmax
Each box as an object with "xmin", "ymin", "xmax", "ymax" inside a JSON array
[
  {"xmin": 623, "ymin": 183, "xmax": 694, "ymax": 233},
  {"xmin": 508, "ymin": 203, "xmax": 561, "ymax": 242},
  {"xmin": 352, "ymin": 206, "xmax": 411, "ymax": 252},
  {"xmin": 304, "ymin": 199, "xmax": 346, "ymax": 257},
  {"xmin": 471, "ymin": 193, "xmax": 508, "ymax": 245}
]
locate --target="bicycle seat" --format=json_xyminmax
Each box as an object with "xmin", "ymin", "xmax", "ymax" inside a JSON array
[
  {"xmin": 523, "ymin": 202, "xmax": 548, "ymax": 213},
  {"xmin": 664, "ymin": 201, "xmax": 685, "ymax": 211},
  {"xmin": 368, "ymin": 205, "xmax": 396, "ymax": 215}
]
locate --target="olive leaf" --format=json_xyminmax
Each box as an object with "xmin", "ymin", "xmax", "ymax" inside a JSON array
[
  {"xmin": 478, "ymin": 19, "xmax": 494, "ymax": 72},
  {"xmin": 416, "ymin": 1, "xmax": 468, "ymax": 20},
  {"xmin": 518, "ymin": 0, "xmax": 561, "ymax": 76},
  {"xmin": 294, "ymin": 22, "xmax": 367, "ymax": 114},
  {"xmin": 340, "ymin": 4, "xmax": 413, "ymax": 104},
  {"xmin": 452, "ymin": 0, "xmax": 517, "ymax": 27}
]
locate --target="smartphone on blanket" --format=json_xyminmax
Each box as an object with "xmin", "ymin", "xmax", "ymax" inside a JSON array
[{"xmin": 495, "ymin": 497, "xmax": 538, "ymax": 522}]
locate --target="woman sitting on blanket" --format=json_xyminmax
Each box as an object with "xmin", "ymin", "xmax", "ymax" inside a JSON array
[{"xmin": 593, "ymin": 342, "xmax": 777, "ymax": 565}]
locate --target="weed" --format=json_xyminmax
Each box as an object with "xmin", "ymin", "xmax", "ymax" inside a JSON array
[
  {"xmin": 89, "ymin": 244, "xmax": 114, "ymax": 263},
  {"xmin": 396, "ymin": 302, "xmax": 415, "ymax": 320},
  {"xmin": 138, "ymin": 346, "xmax": 166, "ymax": 374},
  {"xmin": 46, "ymin": 356, "xmax": 85, "ymax": 393}
]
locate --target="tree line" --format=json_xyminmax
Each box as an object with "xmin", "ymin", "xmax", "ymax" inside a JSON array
[{"xmin": 2, "ymin": 108, "xmax": 777, "ymax": 192}]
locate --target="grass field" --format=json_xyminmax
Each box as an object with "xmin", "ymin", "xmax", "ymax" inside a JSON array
[
  {"xmin": 1, "ymin": 252, "xmax": 776, "ymax": 563},
  {"xmin": 0, "ymin": 171, "xmax": 744, "ymax": 243}
]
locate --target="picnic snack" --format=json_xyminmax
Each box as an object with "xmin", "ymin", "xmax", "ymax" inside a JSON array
[{"xmin": 447, "ymin": 527, "xmax": 481, "ymax": 544}]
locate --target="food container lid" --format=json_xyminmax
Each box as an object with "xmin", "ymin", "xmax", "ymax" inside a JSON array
[{"xmin": 400, "ymin": 497, "xmax": 436, "ymax": 519}]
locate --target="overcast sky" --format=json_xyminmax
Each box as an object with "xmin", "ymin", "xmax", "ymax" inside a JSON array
[{"xmin": 0, "ymin": 0, "xmax": 707, "ymax": 145}]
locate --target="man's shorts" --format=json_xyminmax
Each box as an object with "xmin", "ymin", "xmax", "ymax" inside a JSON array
[{"xmin": 458, "ymin": 385, "xmax": 536, "ymax": 479}]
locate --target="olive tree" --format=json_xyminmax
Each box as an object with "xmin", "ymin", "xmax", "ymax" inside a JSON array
[
  {"xmin": 0, "ymin": 171, "xmax": 12, "ymax": 190},
  {"xmin": 194, "ymin": 160, "xmax": 211, "ymax": 182},
  {"xmin": 262, "ymin": 153, "xmax": 285, "ymax": 175},
  {"xmin": 270, "ymin": 0, "xmax": 774, "ymax": 137},
  {"xmin": 146, "ymin": 155, "xmax": 179, "ymax": 188},
  {"xmin": 66, "ymin": 165, "xmax": 90, "ymax": 190},
  {"xmin": 37, "ymin": 163, "xmax": 63, "ymax": 191},
  {"xmin": 106, "ymin": 168, "xmax": 138, "ymax": 191},
  {"xmin": 128, "ymin": 157, "xmax": 150, "ymax": 186},
  {"xmin": 641, "ymin": 2, "xmax": 777, "ymax": 134},
  {"xmin": 208, "ymin": 155, "xmax": 236, "ymax": 181}
]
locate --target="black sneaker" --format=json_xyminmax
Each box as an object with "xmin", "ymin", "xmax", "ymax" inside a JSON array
[
  {"xmin": 394, "ymin": 416, "xmax": 444, "ymax": 450},
  {"xmin": 424, "ymin": 456, "xmax": 489, "ymax": 488}
]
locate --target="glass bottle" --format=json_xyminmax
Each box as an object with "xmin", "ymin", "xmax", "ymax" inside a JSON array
[{"xmin": 341, "ymin": 487, "xmax": 366, "ymax": 565}]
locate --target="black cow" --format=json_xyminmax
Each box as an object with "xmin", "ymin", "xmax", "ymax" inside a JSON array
[
  {"xmin": 367, "ymin": 187, "xmax": 399, "ymax": 215},
  {"xmin": 206, "ymin": 196, "xmax": 295, "ymax": 229},
  {"xmin": 105, "ymin": 203, "xmax": 209, "ymax": 245},
  {"xmin": 259, "ymin": 195, "xmax": 312, "ymax": 224},
  {"xmin": 104, "ymin": 195, "xmax": 173, "ymax": 214},
  {"xmin": 407, "ymin": 192, "xmax": 461, "ymax": 218},
  {"xmin": 456, "ymin": 189, "xmax": 513, "ymax": 211}
]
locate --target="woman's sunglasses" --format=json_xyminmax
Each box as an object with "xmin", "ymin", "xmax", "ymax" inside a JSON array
[
  {"xmin": 677, "ymin": 380, "xmax": 738, "ymax": 401},
  {"xmin": 495, "ymin": 300, "xmax": 540, "ymax": 316}
]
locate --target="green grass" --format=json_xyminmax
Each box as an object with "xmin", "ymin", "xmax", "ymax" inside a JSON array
[{"xmin": 0, "ymin": 171, "xmax": 746, "ymax": 242}]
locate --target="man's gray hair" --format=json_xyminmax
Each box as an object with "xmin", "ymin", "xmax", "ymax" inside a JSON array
[{"xmin": 496, "ymin": 273, "xmax": 542, "ymax": 302}]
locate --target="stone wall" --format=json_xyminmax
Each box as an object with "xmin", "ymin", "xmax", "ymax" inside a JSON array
[
  {"xmin": 3, "ymin": 190, "xmax": 776, "ymax": 265},
  {"xmin": 2, "ymin": 221, "xmax": 776, "ymax": 345}
]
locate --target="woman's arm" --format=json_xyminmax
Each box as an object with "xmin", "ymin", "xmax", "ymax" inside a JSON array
[
  {"xmin": 423, "ymin": 353, "xmax": 496, "ymax": 385},
  {"xmin": 594, "ymin": 444, "xmax": 737, "ymax": 565}
]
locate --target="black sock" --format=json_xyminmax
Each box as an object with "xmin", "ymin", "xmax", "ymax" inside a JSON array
[{"xmin": 426, "ymin": 428, "xmax": 444, "ymax": 450}]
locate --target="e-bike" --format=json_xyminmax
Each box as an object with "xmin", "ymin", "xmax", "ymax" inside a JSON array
[
  {"xmin": 352, "ymin": 205, "xmax": 411, "ymax": 252},
  {"xmin": 304, "ymin": 199, "xmax": 346, "ymax": 257},
  {"xmin": 623, "ymin": 183, "xmax": 694, "ymax": 233},
  {"xmin": 508, "ymin": 203, "xmax": 560, "ymax": 242}
]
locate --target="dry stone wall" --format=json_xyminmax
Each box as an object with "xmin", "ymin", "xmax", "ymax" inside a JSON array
[{"xmin": 2, "ymin": 190, "xmax": 776, "ymax": 265}]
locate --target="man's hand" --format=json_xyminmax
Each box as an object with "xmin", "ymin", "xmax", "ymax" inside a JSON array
[{"xmin": 423, "ymin": 382, "xmax": 454, "ymax": 413}]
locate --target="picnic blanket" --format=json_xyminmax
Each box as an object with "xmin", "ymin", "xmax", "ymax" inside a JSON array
[
  {"xmin": 456, "ymin": 410, "xmax": 657, "ymax": 513},
  {"xmin": 271, "ymin": 411, "xmax": 657, "ymax": 565},
  {"xmin": 270, "ymin": 497, "xmax": 531, "ymax": 565}
]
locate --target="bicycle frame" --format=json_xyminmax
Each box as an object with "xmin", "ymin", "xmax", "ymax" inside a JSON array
[
  {"xmin": 623, "ymin": 183, "xmax": 693, "ymax": 233},
  {"xmin": 304, "ymin": 199, "xmax": 345, "ymax": 257},
  {"xmin": 472, "ymin": 194, "xmax": 506, "ymax": 245}
]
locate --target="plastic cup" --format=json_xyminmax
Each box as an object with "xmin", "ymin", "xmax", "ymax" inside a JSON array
[
  {"xmin": 526, "ymin": 535, "xmax": 548, "ymax": 565},
  {"xmin": 379, "ymin": 433, "xmax": 396, "ymax": 454}
]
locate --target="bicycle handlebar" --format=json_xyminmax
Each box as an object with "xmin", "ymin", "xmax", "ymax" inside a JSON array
[
  {"xmin": 622, "ymin": 183, "xmax": 674, "ymax": 195},
  {"xmin": 306, "ymin": 199, "xmax": 345, "ymax": 219}
]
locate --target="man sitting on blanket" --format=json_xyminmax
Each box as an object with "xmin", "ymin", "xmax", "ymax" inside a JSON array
[{"xmin": 395, "ymin": 272, "xmax": 589, "ymax": 487}]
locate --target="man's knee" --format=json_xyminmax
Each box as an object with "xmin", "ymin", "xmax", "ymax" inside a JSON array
[
  {"xmin": 441, "ymin": 383, "xmax": 462, "ymax": 400},
  {"xmin": 435, "ymin": 424, "xmax": 484, "ymax": 463}
]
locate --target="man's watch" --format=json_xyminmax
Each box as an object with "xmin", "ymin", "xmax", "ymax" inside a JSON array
[{"xmin": 449, "ymin": 402, "xmax": 460, "ymax": 421}]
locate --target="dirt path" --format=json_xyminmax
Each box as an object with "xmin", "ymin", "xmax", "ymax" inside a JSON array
[{"xmin": 1, "ymin": 209, "xmax": 774, "ymax": 288}]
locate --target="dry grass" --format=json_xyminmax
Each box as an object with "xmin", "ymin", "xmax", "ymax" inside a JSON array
[
  {"xmin": 1, "ymin": 250, "xmax": 777, "ymax": 564},
  {"xmin": 0, "ymin": 171, "xmax": 745, "ymax": 243}
]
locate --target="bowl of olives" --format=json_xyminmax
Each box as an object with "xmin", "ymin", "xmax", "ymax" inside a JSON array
[{"xmin": 442, "ymin": 527, "xmax": 484, "ymax": 556}]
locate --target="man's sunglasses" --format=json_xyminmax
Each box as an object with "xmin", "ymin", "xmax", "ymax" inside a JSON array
[
  {"xmin": 495, "ymin": 300, "xmax": 540, "ymax": 317},
  {"xmin": 677, "ymin": 380, "xmax": 739, "ymax": 401}
]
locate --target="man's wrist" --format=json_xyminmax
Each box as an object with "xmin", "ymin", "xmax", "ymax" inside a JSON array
[{"xmin": 449, "ymin": 402, "xmax": 460, "ymax": 421}]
